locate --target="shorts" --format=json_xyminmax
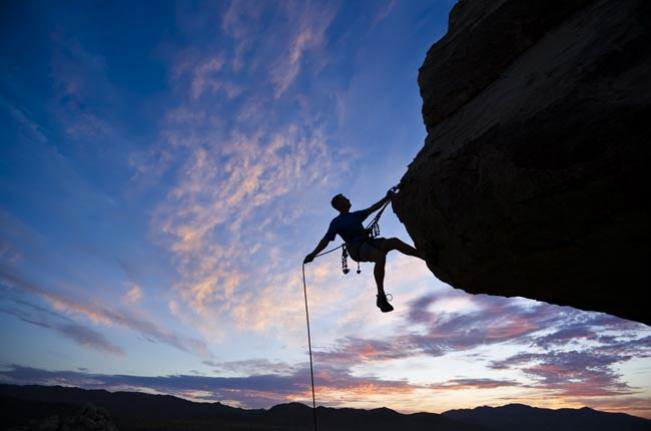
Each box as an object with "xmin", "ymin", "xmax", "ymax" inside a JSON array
[{"xmin": 347, "ymin": 238, "xmax": 385, "ymax": 263}]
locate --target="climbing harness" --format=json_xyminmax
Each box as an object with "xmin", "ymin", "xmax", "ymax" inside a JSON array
[
  {"xmin": 300, "ymin": 185, "xmax": 398, "ymax": 431},
  {"xmin": 340, "ymin": 186, "xmax": 397, "ymax": 275}
]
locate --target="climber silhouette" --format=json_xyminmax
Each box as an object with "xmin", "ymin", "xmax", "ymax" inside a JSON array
[{"xmin": 304, "ymin": 190, "xmax": 423, "ymax": 312}]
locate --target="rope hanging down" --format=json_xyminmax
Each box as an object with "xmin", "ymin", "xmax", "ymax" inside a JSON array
[
  {"xmin": 301, "ymin": 263, "xmax": 318, "ymax": 431},
  {"xmin": 300, "ymin": 185, "xmax": 397, "ymax": 431}
]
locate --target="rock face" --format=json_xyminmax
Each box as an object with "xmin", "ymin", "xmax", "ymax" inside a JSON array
[{"xmin": 394, "ymin": 0, "xmax": 651, "ymax": 325}]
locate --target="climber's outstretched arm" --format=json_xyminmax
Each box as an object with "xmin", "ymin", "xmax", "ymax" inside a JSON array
[
  {"xmin": 304, "ymin": 236, "xmax": 330, "ymax": 264},
  {"xmin": 361, "ymin": 190, "xmax": 395, "ymax": 217}
]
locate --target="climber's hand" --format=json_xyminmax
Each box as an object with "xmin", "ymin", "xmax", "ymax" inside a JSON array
[
  {"xmin": 386, "ymin": 189, "xmax": 397, "ymax": 200},
  {"xmin": 303, "ymin": 253, "xmax": 315, "ymax": 264}
]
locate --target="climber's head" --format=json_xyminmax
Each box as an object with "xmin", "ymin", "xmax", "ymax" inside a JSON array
[{"xmin": 331, "ymin": 193, "xmax": 351, "ymax": 213}]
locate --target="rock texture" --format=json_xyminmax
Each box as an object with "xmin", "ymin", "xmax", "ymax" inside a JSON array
[{"xmin": 394, "ymin": 0, "xmax": 651, "ymax": 325}]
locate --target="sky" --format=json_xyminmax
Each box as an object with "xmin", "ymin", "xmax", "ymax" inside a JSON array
[{"xmin": 1, "ymin": 0, "xmax": 650, "ymax": 419}]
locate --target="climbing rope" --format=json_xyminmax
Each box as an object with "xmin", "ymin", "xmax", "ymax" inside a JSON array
[
  {"xmin": 300, "ymin": 243, "xmax": 346, "ymax": 431},
  {"xmin": 301, "ymin": 263, "xmax": 318, "ymax": 431},
  {"xmin": 300, "ymin": 186, "xmax": 398, "ymax": 431}
]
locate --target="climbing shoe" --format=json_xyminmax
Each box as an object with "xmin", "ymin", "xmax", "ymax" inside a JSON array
[{"xmin": 376, "ymin": 293, "xmax": 394, "ymax": 313}]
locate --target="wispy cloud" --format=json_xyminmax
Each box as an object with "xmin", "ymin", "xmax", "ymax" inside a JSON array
[
  {"xmin": 0, "ymin": 298, "xmax": 124, "ymax": 355},
  {"xmin": 152, "ymin": 125, "xmax": 339, "ymax": 331},
  {"xmin": 1, "ymin": 100, "xmax": 47, "ymax": 144},
  {"xmin": 316, "ymin": 291, "xmax": 564, "ymax": 367},
  {"xmin": 0, "ymin": 363, "xmax": 413, "ymax": 409},
  {"xmin": 313, "ymin": 289, "xmax": 651, "ymax": 406},
  {"xmin": 56, "ymin": 323, "xmax": 124, "ymax": 355},
  {"xmin": 220, "ymin": 0, "xmax": 338, "ymax": 96},
  {"xmin": 431, "ymin": 378, "xmax": 523, "ymax": 390},
  {"xmin": 371, "ymin": 0, "xmax": 396, "ymax": 28},
  {"xmin": 49, "ymin": 33, "xmax": 114, "ymax": 145},
  {"xmin": 489, "ymin": 348, "xmax": 650, "ymax": 397},
  {"xmin": 269, "ymin": 2, "xmax": 338, "ymax": 97},
  {"xmin": 122, "ymin": 285, "xmax": 143, "ymax": 304},
  {"xmin": 0, "ymin": 268, "xmax": 210, "ymax": 357},
  {"xmin": 138, "ymin": 0, "xmax": 352, "ymax": 343}
]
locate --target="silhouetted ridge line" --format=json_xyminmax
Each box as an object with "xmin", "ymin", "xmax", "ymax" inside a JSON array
[
  {"xmin": 2, "ymin": 384, "xmax": 650, "ymax": 431},
  {"xmin": 442, "ymin": 403, "xmax": 651, "ymax": 431}
]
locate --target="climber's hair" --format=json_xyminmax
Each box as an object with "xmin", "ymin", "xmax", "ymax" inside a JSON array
[{"xmin": 331, "ymin": 194, "xmax": 346, "ymax": 211}]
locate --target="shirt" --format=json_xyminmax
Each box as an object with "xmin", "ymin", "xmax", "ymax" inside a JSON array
[{"xmin": 324, "ymin": 209, "xmax": 372, "ymax": 245}]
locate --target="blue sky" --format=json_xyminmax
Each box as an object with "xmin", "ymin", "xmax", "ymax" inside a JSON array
[{"xmin": 1, "ymin": 0, "xmax": 650, "ymax": 418}]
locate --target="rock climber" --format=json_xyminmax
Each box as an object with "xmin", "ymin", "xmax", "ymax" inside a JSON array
[{"xmin": 303, "ymin": 190, "xmax": 423, "ymax": 313}]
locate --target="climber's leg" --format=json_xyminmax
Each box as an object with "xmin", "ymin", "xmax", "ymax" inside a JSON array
[
  {"xmin": 357, "ymin": 243, "xmax": 393, "ymax": 312},
  {"xmin": 373, "ymin": 252, "xmax": 386, "ymax": 296},
  {"xmin": 381, "ymin": 237, "xmax": 423, "ymax": 259},
  {"xmin": 372, "ymin": 252, "xmax": 393, "ymax": 312}
]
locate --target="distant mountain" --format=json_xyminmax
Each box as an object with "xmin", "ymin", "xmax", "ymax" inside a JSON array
[
  {"xmin": 442, "ymin": 403, "xmax": 651, "ymax": 431},
  {"xmin": 0, "ymin": 384, "xmax": 485, "ymax": 431},
  {"xmin": 1, "ymin": 384, "xmax": 649, "ymax": 431}
]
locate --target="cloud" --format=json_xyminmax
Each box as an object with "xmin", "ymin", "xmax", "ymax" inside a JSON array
[
  {"xmin": 490, "ymin": 350, "xmax": 636, "ymax": 397},
  {"xmin": 123, "ymin": 285, "xmax": 143, "ymax": 304},
  {"xmin": 371, "ymin": 0, "xmax": 396, "ymax": 28},
  {"xmin": 432, "ymin": 378, "xmax": 523, "ymax": 390},
  {"xmin": 489, "ymin": 327, "xmax": 651, "ymax": 399},
  {"xmin": 56, "ymin": 323, "xmax": 124, "ymax": 355},
  {"xmin": 220, "ymin": 0, "xmax": 263, "ymax": 72},
  {"xmin": 0, "ymin": 363, "xmax": 414, "ymax": 409},
  {"xmin": 1, "ymin": 100, "xmax": 47, "ymax": 144},
  {"xmin": 190, "ymin": 56, "xmax": 225, "ymax": 99},
  {"xmin": 144, "ymin": 22, "xmax": 354, "ymax": 340},
  {"xmin": 49, "ymin": 33, "xmax": 116, "ymax": 145},
  {"xmin": 153, "ymin": 125, "xmax": 336, "ymax": 311},
  {"xmin": 315, "ymin": 336, "xmax": 412, "ymax": 366},
  {"xmin": 314, "ymin": 291, "xmax": 566, "ymax": 368},
  {"xmin": 0, "ymin": 298, "xmax": 124, "ymax": 355},
  {"xmin": 570, "ymin": 396, "xmax": 651, "ymax": 417},
  {"xmin": 219, "ymin": 0, "xmax": 338, "ymax": 98},
  {"xmin": 203, "ymin": 359, "xmax": 296, "ymax": 376},
  {"xmin": 405, "ymin": 293, "xmax": 562, "ymax": 349},
  {"xmin": 308, "ymin": 288, "xmax": 651, "ymax": 410},
  {"xmin": 532, "ymin": 324, "xmax": 597, "ymax": 348},
  {"xmin": 269, "ymin": 2, "xmax": 338, "ymax": 97},
  {"xmin": 0, "ymin": 267, "xmax": 210, "ymax": 357},
  {"xmin": 481, "ymin": 311, "xmax": 651, "ymax": 398}
]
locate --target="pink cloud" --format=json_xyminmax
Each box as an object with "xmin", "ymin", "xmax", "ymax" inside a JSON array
[{"xmin": 0, "ymin": 267, "xmax": 210, "ymax": 357}]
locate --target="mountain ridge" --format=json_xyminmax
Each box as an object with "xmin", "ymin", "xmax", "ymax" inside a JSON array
[{"xmin": 1, "ymin": 384, "xmax": 649, "ymax": 431}]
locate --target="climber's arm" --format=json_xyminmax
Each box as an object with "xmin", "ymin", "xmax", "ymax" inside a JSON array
[
  {"xmin": 360, "ymin": 189, "xmax": 396, "ymax": 217},
  {"xmin": 304, "ymin": 235, "xmax": 331, "ymax": 264}
]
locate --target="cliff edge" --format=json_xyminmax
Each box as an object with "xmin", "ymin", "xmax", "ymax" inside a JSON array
[{"xmin": 394, "ymin": 0, "xmax": 651, "ymax": 325}]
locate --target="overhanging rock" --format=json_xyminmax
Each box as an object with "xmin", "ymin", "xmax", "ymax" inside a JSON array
[{"xmin": 394, "ymin": 0, "xmax": 651, "ymax": 325}]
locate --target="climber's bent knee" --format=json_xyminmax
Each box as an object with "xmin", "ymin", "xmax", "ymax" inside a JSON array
[
  {"xmin": 348, "ymin": 238, "xmax": 386, "ymax": 263},
  {"xmin": 379, "ymin": 237, "xmax": 400, "ymax": 252}
]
